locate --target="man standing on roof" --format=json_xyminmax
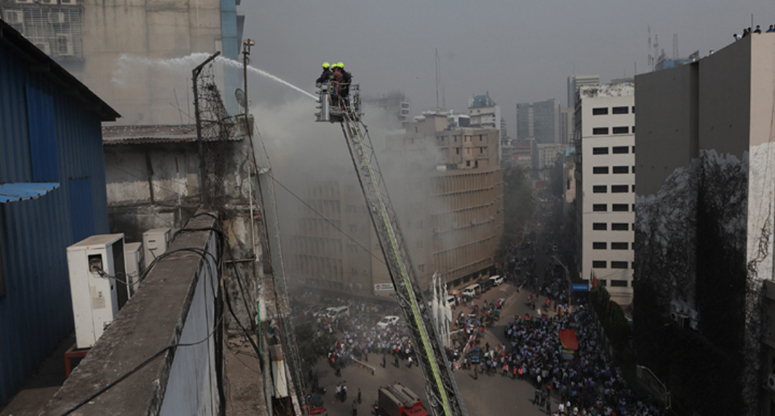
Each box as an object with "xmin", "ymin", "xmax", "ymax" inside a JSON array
[{"xmin": 316, "ymin": 62, "xmax": 333, "ymax": 86}]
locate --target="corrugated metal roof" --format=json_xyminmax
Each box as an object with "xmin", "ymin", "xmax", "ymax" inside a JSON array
[
  {"xmin": 0, "ymin": 182, "xmax": 59, "ymax": 203},
  {"xmin": 102, "ymin": 124, "xmax": 245, "ymax": 145}
]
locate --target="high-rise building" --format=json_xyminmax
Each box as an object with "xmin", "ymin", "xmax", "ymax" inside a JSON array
[
  {"xmin": 0, "ymin": 0, "xmax": 244, "ymax": 124},
  {"xmin": 574, "ymin": 82, "xmax": 635, "ymax": 306},
  {"xmin": 634, "ymin": 36, "xmax": 775, "ymax": 415},
  {"xmin": 567, "ymin": 75, "xmax": 600, "ymax": 110},
  {"xmin": 468, "ymin": 92, "xmax": 501, "ymax": 130},
  {"xmin": 560, "ymin": 107, "xmax": 573, "ymax": 144},
  {"xmin": 516, "ymin": 103, "xmax": 533, "ymax": 140},
  {"xmin": 516, "ymin": 99, "xmax": 563, "ymax": 144},
  {"xmin": 365, "ymin": 92, "xmax": 411, "ymax": 128}
]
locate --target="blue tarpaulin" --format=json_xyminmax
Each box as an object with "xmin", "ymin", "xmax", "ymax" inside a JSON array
[{"xmin": 0, "ymin": 182, "xmax": 59, "ymax": 203}]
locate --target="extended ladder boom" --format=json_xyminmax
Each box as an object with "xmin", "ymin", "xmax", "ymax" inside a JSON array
[{"xmin": 315, "ymin": 86, "xmax": 467, "ymax": 416}]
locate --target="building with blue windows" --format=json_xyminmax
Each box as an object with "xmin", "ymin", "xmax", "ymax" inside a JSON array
[{"xmin": 0, "ymin": 21, "xmax": 119, "ymax": 405}]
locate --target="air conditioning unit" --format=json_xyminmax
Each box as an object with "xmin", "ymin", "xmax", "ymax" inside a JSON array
[
  {"xmin": 59, "ymin": 0, "xmax": 77, "ymax": 5},
  {"xmin": 67, "ymin": 234, "xmax": 127, "ymax": 349},
  {"xmin": 48, "ymin": 11, "xmax": 65, "ymax": 23},
  {"xmin": 5, "ymin": 10, "xmax": 24, "ymax": 23},
  {"xmin": 40, "ymin": 0, "xmax": 58, "ymax": 5},
  {"xmin": 124, "ymin": 242, "xmax": 144, "ymax": 299},
  {"xmin": 33, "ymin": 42, "xmax": 50, "ymax": 54},
  {"xmin": 55, "ymin": 34, "xmax": 73, "ymax": 56},
  {"xmin": 768, "ymin": 374, "xmax": 775, "ymax": 392},
  {"xmin": 14, "ymin": 0, "xmax": 33, "ymax": 4},
  {"xmin": 142, "ymin": 228, "xmax": 171, "ymax": 269}
]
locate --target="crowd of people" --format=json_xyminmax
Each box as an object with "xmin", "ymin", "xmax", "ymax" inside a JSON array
[
  {"xmin": 456, "ymin": 298, "xmax": 663, "ymax": 416},
  {"xmin": 295, "ymin": 292, "xmax": 421, "ymax": 372},
  {"xmin": 296, "ymin": 256, "xmax": 664, "ymax": 416}
]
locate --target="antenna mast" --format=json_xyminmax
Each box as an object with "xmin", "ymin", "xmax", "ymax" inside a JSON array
[
  {"xmin": 673, "ymin": 34, "xmax": 678, "ymax": 60},
  {"xmin": 435, "ymin": 48, "xmax": 441, "ymax": 110}
]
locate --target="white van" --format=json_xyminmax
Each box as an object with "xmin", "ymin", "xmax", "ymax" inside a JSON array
[
  {"xmin": 489, "ymin": 275, "xmax": 504, "ymax": 286},
  {"xmin": 461, "ymin": 283, "xmax": 480, "ymax": 299},
  {"xmin": 326, "ymin": 306, "xmax": 350, "ymax": 319}
]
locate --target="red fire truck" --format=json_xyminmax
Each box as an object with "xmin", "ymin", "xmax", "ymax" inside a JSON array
[{"xmin": 376, "ymin": 383, "xmax": 429, "ymax": 416}]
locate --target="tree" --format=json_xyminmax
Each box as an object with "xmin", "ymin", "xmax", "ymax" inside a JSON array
[
  {"xmin": 502, "ymin": 165, "xmax": 535, "ymax": 247},
  {"xmin": 294, "ymin": 317, "xmax": 335, "ymax": 376}
]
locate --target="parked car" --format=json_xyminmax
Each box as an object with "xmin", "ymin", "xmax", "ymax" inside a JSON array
[
  {"xmin": 310, "ymin": 305, "xmax": 328, "ymax": 318},
  {"xmin": 376, "ymin": 315, "xmax": 400, "ymax": 329},
  {"xmin": 461, "ymin": 284, "xmax": 480, "ymax": 299},
  {"xmin": 489, "ymin": 275, "xmax": 504, "ymax": 286},
  {"xmin": 326, "ymin": 306, "xmax": 350, "ymax": 319},
  {"xmin": 479, "ymin": 279, "xmax": 494, "ymax": 292}
]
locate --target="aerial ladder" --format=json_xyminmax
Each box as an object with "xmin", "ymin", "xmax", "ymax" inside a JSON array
[{"xmin": 315, "ymin": 83, "xmax": 468, "ymax": 416}]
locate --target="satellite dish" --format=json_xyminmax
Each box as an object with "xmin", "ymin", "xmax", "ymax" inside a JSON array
[{"xmin": 235, "ymin": 88, "xmax": 247, "ymax": 108}]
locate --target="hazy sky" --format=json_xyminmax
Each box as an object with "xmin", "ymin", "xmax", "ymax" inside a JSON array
[{"xmin": 241, "ymin": 0, "xmax": 773, "ymax": 136}]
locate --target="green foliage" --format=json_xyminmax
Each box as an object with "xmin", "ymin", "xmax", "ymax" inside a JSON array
[
  {"xmin": 294, "ymin": 317, "xmax": 335, "ymax": 375},
  {"xmin": 589, "ymin": 286, "xmax": 631, "ymax": 353},
  {"xmin": 502, "ymin": 165, "xmax": 535, "ymax": 242},
  {"xmin": 547, "ymin": 160, "xmax": 565, "ymax": 198}
]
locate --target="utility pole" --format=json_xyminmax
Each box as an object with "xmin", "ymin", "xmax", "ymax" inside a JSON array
[
  {"xmin": 192, "ymin": 51, "xmax": 221, "ymax": 207},
  {"xmin": 242, "ymin": 39, "xmax": 255, "ymax": 140}
]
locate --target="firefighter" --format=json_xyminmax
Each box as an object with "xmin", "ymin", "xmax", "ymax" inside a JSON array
[
  {"xmin": 315, "ymin": 62, "xmax": 333, "ymax": 86},
  {"xmin": 337, "ymin": 62, "xmax": 352, "ymax": 107}
]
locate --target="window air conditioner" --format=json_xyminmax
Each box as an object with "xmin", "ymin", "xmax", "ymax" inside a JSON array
[
  {"xmin": 6, "ymin": 10, "xmax": 24, "ymax": 23},
  {"xmin": 55, "ymin": 34, "xmax": 73, "ymax": 56},
  {"xmin": 48, "ymin": 11, "xmax": 65, "ymax": 23}
]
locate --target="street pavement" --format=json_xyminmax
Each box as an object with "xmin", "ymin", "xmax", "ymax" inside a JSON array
[{"xmin": 313, "ymin": 280, "xmax": 560, "ymax": 416}]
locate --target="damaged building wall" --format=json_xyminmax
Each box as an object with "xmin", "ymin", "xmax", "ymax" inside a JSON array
[
  {"xmin": 634, "ymin": 36, "xmax": 775, "ymax": 416},
  {"xmin": 102, "ymin": 125, "xmax": 262, "ymax": 333}
]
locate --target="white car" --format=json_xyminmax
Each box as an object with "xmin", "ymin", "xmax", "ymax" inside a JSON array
[{"xmin": 376, "ymin": 316, "xmax": 400, "ymax": 329}]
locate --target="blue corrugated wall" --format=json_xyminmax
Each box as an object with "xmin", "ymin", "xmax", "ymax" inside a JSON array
[{"xmin": 0, "ymin": 42, "xmax": 110, "ymax": 404}]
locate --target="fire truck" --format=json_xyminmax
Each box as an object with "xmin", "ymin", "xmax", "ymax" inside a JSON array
[{"xmin": 376, "ymin": 383, "xmax": 429, "ymax": 416}]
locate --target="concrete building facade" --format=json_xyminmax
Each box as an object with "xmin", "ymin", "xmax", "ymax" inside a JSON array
[
  {"xmin": 574, "ymin": 83, "xmax": 635, "ymax": 306},
  {"xmin": 0, "ymin": 0, "xmax": 244, "ymax": 124},
  {"xmin": 285, "ymin": 114, "xmax": 503, "ymax": 295},
  {"xmin": 567, "ymin": 75, "xmax": 600, "ymax": 110},
  {"xmin": 516, "ymin": 99, "xmax": 563, "ymax": 145},
  {"xmin": 633, "ymin": 35, "xmax": 775, "ymax": 416},
  {"xmin": 468, "ymin": 93, "xmax": 501, "ymax": 131}
]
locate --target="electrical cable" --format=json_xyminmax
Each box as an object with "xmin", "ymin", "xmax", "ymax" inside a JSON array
[
  {"xmin": 59, "ymin": 245, "xmax": 222, "ymax": 416},
  {"xmin": 264, "ymin": 171, "xmax": 386, "ymax": 265}
]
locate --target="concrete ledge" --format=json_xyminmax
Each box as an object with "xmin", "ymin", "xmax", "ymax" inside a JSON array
[{"xmin": 41, "ymin": 212, "xmax": 219, "ymax": 415}]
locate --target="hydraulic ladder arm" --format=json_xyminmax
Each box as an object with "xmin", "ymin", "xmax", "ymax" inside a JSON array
[{"xmin": 317, "ymin": 89, "xmax": 467, "ymax": 415}]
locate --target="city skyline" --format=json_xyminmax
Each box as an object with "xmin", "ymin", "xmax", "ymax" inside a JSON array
[{"xmin": 241, "ymin": 0, "xmax": 772, "ymax": 137}]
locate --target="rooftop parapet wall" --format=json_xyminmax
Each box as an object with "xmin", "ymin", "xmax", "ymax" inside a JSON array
[
  {"xmin": 579, "ymin": 82, "xmax": 634, "ymax": 99},
  {"xmin": 41, "ymin": 211, "xmax": 221, "ymax": 416}
]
